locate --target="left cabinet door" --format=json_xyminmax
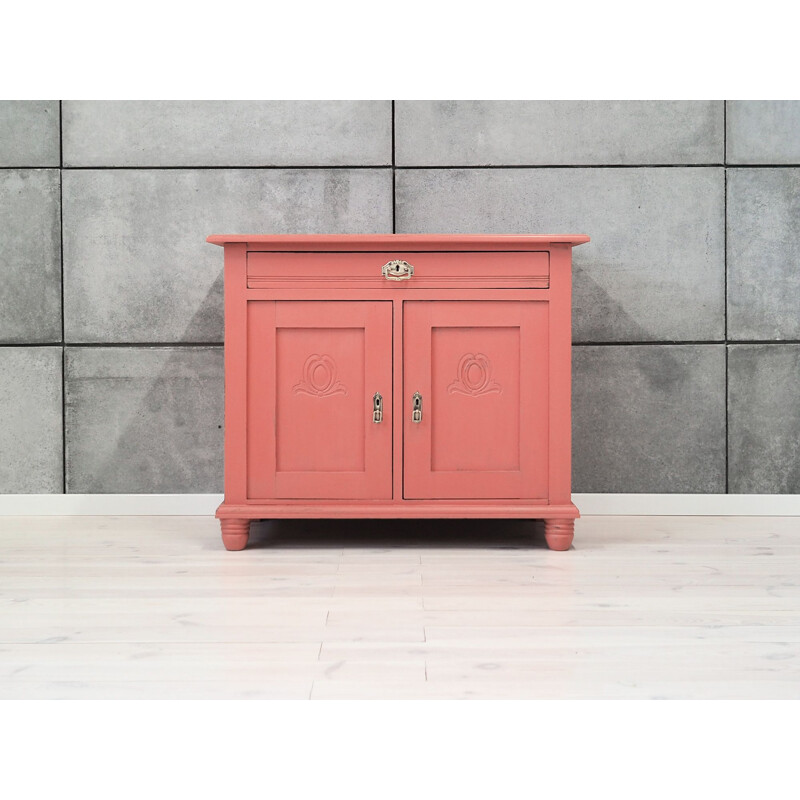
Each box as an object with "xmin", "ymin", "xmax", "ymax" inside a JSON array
[{"xmin": 246, "ymin": 300, "xmax": 393, "ymax": 499}]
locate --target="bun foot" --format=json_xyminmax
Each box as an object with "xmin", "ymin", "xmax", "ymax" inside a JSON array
[
  {"xmin": 544, "ymin": 518, "xmax": 574, "ymax": 551},
  {"xmin": 220, "ymin": 519, "xmax": 250, "ymax": 551}
]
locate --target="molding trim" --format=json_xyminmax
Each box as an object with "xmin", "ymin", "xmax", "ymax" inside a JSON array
[
  {"xmin": 0, "ymin": 494, "xmax": 224, "ymax": 516},
  {"xmin": 574, "ymin": 493, "xmax": 800, "ymax": 516},
  {"xmin": 0, "ymin": 493, "xmax": 798, "ymax": 516}
]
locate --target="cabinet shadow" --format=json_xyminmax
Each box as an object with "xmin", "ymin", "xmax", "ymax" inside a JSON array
[{"xmin": 245, "ymin": 517, "xmax": 553, "ymax": 550}]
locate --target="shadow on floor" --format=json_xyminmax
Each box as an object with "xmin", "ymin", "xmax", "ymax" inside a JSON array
[{"xmin": 245, "ymin": 517, "xmax": 551, "ymax": 551}]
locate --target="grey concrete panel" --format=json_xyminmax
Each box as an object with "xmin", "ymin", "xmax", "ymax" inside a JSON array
[
  {"xmin": 0, "ymin": 347, "xmax": 63, "ymax": 493},
  {"xmin": 0, "ymin": 169, "xmax": 62, "ymax": 343},
  {"xmin": 396, "ymin": 167, "xmax": 725, "ymax": 342},
  {"xmin": 727, "ymin": 101, "xmax": 800, "ymax": 164},
  {"xmin": 572, "ymin": 345, "xmax": 726, "ymax": 493},
  {"xmin": 63, "ymin": 101, "xmax": 392, "ymax": 167},
  {"xmin": 727, "ymin": 169, "xmax": 800, "ymax": 340},
  {"xmin": 396, "ymin": 101, "xmax": 724, "ymax": 165},
  {"xmin": 0, "ymin": 101, "xmax": 60, "ymax": 167},
  {"xmin": 65, "ymin": 347, "xmax": 223, "ymax": 493},
  {"xmin": 63, "ymin": 168, "xmax": 393, "ymax": 343},
  {"xmin": 728, "ymin": 345, "xmax": 800, "ymax": 493}
]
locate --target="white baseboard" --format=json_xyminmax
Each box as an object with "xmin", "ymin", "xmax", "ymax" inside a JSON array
[
  {"xmin": 0, "ymin": 494, "xmax": 224, "ymax": 516},
  {"xmin": 0, "ymin": 493, "xmax": 798, "ymax": 516},
  {"xmin": 575, "ymin": 494, "xmax": 800, "ymax": 516}
]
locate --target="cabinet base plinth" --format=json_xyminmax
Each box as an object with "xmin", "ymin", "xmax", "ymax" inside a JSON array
[
  {"xmin": 217, "ymin": 501, "xmax": 579, "ymax": 521},
  {"xmin": 220, "ymin": 519, "xmax": 251, "ymax": 551},
  {"xmin": 216, "ymin": 502, "xmax": 579, "ymax": 551},
  {"xmin": 544, "ymin": 518, "xmax": 574, "ymax": 551}
]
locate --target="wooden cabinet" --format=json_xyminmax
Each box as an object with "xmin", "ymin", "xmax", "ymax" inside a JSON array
[{"xmin": 208, "ymin": 234, "xmax": 589, "ymax": 551}]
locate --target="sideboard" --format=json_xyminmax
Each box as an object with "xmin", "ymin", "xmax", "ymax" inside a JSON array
[{"xmin": 207, "ymin": 234, "xmax": 590, "ymax": 551}]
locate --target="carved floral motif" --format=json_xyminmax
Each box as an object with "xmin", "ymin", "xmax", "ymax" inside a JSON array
[
  {"xmin": 447, "ymin": 353, "xmax": 502, "ymax": 396},
  {"xmin": 293, "ymin": 354, "xmax": 347, "ymax": 397}
]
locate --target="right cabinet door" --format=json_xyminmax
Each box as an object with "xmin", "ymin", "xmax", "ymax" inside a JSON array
[{"xmin": 403, "ymin": 300, "xmax": 549, "ymax": 500}]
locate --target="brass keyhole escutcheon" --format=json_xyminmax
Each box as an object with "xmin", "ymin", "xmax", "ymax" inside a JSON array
[
  {"xmin": 381, "ymin": 260, "xmax": 414, "ymax": 281},
  {"xmin": 372, "ymin": 392, "xmax": 383, "ymax": 424},
  {"xmin": 412, "ymin": 392, "xmax": 422, "ymax": 423}
]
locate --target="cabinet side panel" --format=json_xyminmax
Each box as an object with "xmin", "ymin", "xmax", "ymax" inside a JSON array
[
  {"xmin": 548, "ymin": 244, "xmax": 573, "ymax": 504},
  {"xmin": 223, "ymin": 243, "xmax": 249, "ymax": 503}
]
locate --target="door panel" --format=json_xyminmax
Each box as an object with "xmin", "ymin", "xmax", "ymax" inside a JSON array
[
  {"xmin": 403, "ymin": 300, "xmax": 548, "ymax": 499},
  {"xmin": 247, "ymin": 300, "xmax": 392, "ymax": 499}
]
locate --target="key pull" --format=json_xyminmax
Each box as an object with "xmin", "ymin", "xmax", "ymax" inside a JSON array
[
  {"xmin": 411, "ymin": 392, "xmax": 423, "ymax": 423},
  {"xmin": 372, "ymin": 392, "xmax": 383, "ymax": 424}
]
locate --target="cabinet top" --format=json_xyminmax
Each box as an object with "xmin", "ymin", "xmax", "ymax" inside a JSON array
[{"xmin": 207, "ymin": 233, "xmax": 590, "ymax": 249}]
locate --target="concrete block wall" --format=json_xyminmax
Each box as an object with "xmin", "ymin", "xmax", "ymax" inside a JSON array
[{"xmin": 1, "ymin": 100, "xmax": 798, "ymax": 495}]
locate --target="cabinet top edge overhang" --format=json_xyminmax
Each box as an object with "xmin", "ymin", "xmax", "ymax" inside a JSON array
[{"xmin": 206, "ymin": 233, "xmax": 590, "ymax": 250}]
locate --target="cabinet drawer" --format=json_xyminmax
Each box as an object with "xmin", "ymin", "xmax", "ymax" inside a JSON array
[{"xmin": 246, "ymin": 251, "xmax": 549, "ymax": 289}]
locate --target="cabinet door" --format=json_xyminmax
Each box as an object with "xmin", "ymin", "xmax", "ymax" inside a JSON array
[
  {"xmin": 247, "ymin": 301, "xmax": 392, "ymax": 499},
  {"xmin": 403, "ymin": 300, "xmax": 548, "ymax": 499}
]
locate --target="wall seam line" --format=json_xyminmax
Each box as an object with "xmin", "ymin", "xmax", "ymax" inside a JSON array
[
  {"xmin": 391, "ymin": 101, "xmax": 396, "ymax": 234},
  {"xmin": 59, "ymin": 100, "xmax": 66, "ymax": 496},
  {"xmin": 45, "ymin": 163, "xmax": 800, "ymax": 171},
  {"xmin": 6, "ymin": 162, "xmax": 800, "ymax": 170},
  {"xmin": 724, "ymin": 99, "xmax": 730, "ymax": 495}
]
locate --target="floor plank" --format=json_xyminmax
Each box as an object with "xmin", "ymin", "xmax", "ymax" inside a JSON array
[{"xmin": 0, "ymin": 514, "xmax": 798, "ymax": 699}]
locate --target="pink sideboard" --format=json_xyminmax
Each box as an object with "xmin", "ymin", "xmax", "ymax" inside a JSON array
[{"xmin": 207, "ymin": 234, "xmax": 589, "ymax": 551}]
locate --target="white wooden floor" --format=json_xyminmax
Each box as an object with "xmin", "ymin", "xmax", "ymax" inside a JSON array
[{"xmin": 1, "ymin": 515, "xmax": 798, "ymax": 699}]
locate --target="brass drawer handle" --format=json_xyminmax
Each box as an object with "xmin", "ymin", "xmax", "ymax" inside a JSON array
[
  {"xmin": 411, "ymin": 392, "xmax": 422, "ymax": 423},
  {"xmin": 382, "ymin": 260, "xmax": 414, "ymax": 281},
  {"xmin": 372, "ymin": 392, "xmax": 383, "ymax": 424}
]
